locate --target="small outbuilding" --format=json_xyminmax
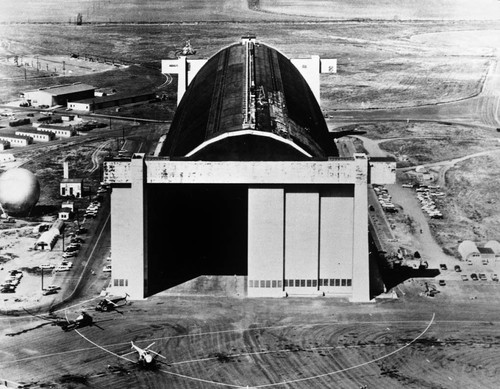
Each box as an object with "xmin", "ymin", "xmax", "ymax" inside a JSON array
[
  {"xmin": 60, "ymin": 178, "xmax": 83, "ymax": 198},
  {"xmin": 458, "ymin": 240, "xmax": 500, "ymax": 262},
  {"xmin": 58, "ymin": 208, "xmax": 73, "ymax": 220},
  {"xmin": 35, "ymin": 220, "xmax": 65, "ymax": 250}
]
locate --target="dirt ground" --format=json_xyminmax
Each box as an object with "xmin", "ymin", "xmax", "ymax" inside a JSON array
[{"xmin": 1, "ymin": 280, "xmax": 500, "ymax": 388}]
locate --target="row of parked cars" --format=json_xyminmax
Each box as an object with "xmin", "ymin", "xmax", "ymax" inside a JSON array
[
  {"xmin": 461, "ymin": 273, "xmax": 499, "ymax": 282},
  {"xmin": 84, "ymin": 201, "xmax": 101, "ymax": 218},
  {"xmin": 406, "ymin": 184, "xmax": 444, "ymax": 219},
  {"xmin": 373, "ymin": 185, "xmax": 397, "ymax": 212},
  {"xmin": 39, "ymin": 227, "xmax": 87, "ymax": 272},
  {"xmin": 1, "ymin": 270, "xmax": 23, "ymax": 293}
]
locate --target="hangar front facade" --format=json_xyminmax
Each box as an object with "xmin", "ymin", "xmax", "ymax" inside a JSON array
[{"xmin": 104, "ymin": 37, "xmax": 392, "ymax": 302}]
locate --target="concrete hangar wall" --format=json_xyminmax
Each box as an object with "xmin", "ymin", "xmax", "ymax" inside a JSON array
[{"xmin": 104, "ymin": 37, "xmax": 393, "ymax": 302}]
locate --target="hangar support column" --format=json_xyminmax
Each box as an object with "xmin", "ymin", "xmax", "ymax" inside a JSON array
[
  {"xmin": 109, "ymin": 154, "xmax": 148, "ymax": 299},
  {"xmin": 351, "ymin": 154, "xmax": 370, "ymax": 302}
]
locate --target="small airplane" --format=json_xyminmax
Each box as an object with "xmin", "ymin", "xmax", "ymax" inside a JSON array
[
  {"xmin": 95, "ymin": 293, "xmax": 129, "ymax": 312},
  {"xmin": 22, "ymin": 309, "xmax": 96, "ymax": 331},
  {"xmin": 126, "ymin": 341, "xmax": 163, "ymax": 367},
  {"xmin": 68, "ymin": 311, "xmax": 94, "ymax": 330}
]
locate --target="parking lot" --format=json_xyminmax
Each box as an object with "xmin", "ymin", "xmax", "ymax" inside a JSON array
[{"xmin": 0, "ymin": 193, "xmax": 111, "ymax": 312}]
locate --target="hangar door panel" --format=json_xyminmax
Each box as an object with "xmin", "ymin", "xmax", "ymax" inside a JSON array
[
  {"xmin": 319, "ymin": 185, "xmax": 354, "ymax": 293},
  {"xmin": 247, "ymin": 187, "xmax": 284, "ymax": 297},
  {"xmin": 284, "ymin": 190, "xmax": 319, "ymax": 294}
]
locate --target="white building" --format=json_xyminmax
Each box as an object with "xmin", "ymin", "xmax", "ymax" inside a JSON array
[{"xmin": 22, "ymin": 83, "xmax": 95, "ymax": 107}]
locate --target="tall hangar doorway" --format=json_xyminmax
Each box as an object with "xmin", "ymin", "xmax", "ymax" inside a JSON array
[{"xmin": 146, "ymin": 184, "xmax": 248, "ymax": 295}]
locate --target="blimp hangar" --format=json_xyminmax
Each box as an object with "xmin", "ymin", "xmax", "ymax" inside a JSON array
[{"xmin": 103, "ymin": 37, "xmax": 395, "ymax": 302}]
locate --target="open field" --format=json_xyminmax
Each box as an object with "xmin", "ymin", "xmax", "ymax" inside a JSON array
[
  {"xmin": 359, "ymin": 122, "xmax": 500, "ymax": 164},
  {"xmin": 1, "ymin": 21, "xmax": 499, "ymax": 112},
  {"xmin": 435, "ymin": 155, "xmax": 500, "ymax": 255},
  {"xmin": 0, "ymin": 0, "xmax": 280, "ymax": 24},
  {"xmin": 258, "ymin": 0, "xmax": 500, "ymax": 20},
  {"xmin": 2, "ymin": 0, "xmax": 500, "ymax": 23}
]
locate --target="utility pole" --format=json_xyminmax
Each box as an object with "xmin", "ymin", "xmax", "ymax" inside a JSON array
[{"xmin": 41, "ymin": 268, "xmax": 44, "ymax": 290}]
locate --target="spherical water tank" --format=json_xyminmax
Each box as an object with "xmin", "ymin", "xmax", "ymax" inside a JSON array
[{"xmin": 0, "ymin": 168, "xmax": 40, "ymax": 215}]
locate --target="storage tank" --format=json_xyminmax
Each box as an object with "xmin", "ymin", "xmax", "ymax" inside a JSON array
[{"xmin": 0, "ymin": 168, "xmax": 40, "ymax": 215}]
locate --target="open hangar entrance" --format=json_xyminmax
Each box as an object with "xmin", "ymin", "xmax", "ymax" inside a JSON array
[{"xmin": 146, "ymin": 183, "xmax": 248, "ymax": 295}]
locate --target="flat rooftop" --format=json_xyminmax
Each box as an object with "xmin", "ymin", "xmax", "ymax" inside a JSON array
[{"xmin": 24, "ymin": 83, "xmax": 95, "ymax": 96}]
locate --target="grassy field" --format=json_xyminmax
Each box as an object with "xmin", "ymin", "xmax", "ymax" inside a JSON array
[
  {"xmin": 0, "ymin": 0, "xmax": 284, "ymax": 24},
  {"xmin": 2, "ymin": 0, "xmax": 500, "ymax": 23},
  {"xmin": 363, "ymin": 122, "xmax": 500, "ymax": 163},
  {"xmin": 258, "ymin": 0, "xmax": 500, "ymax": 20},
  {"xmin": 1, "ymin": 20, "xmax": 498, "ymax": 110},
  {"xmin": 435, "ymin": 155, "xmax": 500, "ymax": 256}
]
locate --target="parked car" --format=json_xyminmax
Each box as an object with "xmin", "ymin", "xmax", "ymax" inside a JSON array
[
  {"xmin": 42, "ymin": 289, "xmax": 58, "ymax": 296},
  {"xmin": 7, "ymin": 278, "xmax": 20, "ymax": 286},
  {"xmin": 439, "ymin": 264, "xmax": 447, "ymax": 271},
  {"xmin": 71, "ymin": 237, "xmax": 85, "ymax": 244},
  {"xmin": 438, "ymin": 280, "xmax": 446, "ymax": 286},
  {"xmin": 55, "ymin": 265, "xmax": 71, "ymax": 272},
  {"xmin": 102, "ymin": 265, "xmax": 112, "ymax": 272},
  {"xmin": 65, "ymin": 246, "xmax": 79, "ymax": 252},
  {"xmin": 46, "ymin": 285, "xmax": 61, "ymax": 291},
  {"xmin": 1, "ymin": 285, "xmax": 16, "ymax": 293},
  {"xmin": 479, "ymin": 273, "xmax": 487, "ymax": 281},
  {"xmin": 470, "ymin": 273, "xmax": 478, "ymax": 281},
  {"xmin": 60, "ymin": 261, "xmax": 73, "ymax": 268},
  {"xmin": 461, "ymin": 275, "xmax": 468, "ymax": 281},
  {"xmin": 492, "ymin": 274, "xmax": 499, "ymax": 282},
  {"xmin": 454, "ymin": 265, "xmax": 461, "ymax": 272},
  {"xmin": 40, "ymin": 264, "xmax": 55, "ymax": 270},
  {"xmin": 2, "ymin": 278, "xmax": 17, "ymax": 286},
  {"xmin": 62, "ymin": 251, "xmax": 78, "ymax": 258},
  {"xmin": 67, "ymin": 243, "xmax": 81, "ymax": 249},
  {"xmin": 8, "ymin": 270, "xmax": 23, "ymax": 279}
]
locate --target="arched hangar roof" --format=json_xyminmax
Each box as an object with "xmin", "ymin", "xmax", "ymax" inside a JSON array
[{"xmin": 159, "ymin": 39, "xmax": 338, "ymax": 161}]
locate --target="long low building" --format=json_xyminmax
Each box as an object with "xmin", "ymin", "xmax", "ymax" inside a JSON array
[
  {"xmin": 0, "ymin": 134, "xmax": 32, "ymax": 147},
  {"xmin": 35, "ymin": 124, "xmax": 75, "ymax": 138},
  {"xmin": 22, "ymin": 83, "xmax": 95, "ymax": 108},
  {"xmin": 67, "ymin": 92, "xmax": 156, "ymax": 112},
  {"xmin": 15, "ymin": 129, "xmax": 54, "ymax": 142},
  {"xmin": 104, "ymin": 37, "xmax": 394, "ymax": 302}
]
